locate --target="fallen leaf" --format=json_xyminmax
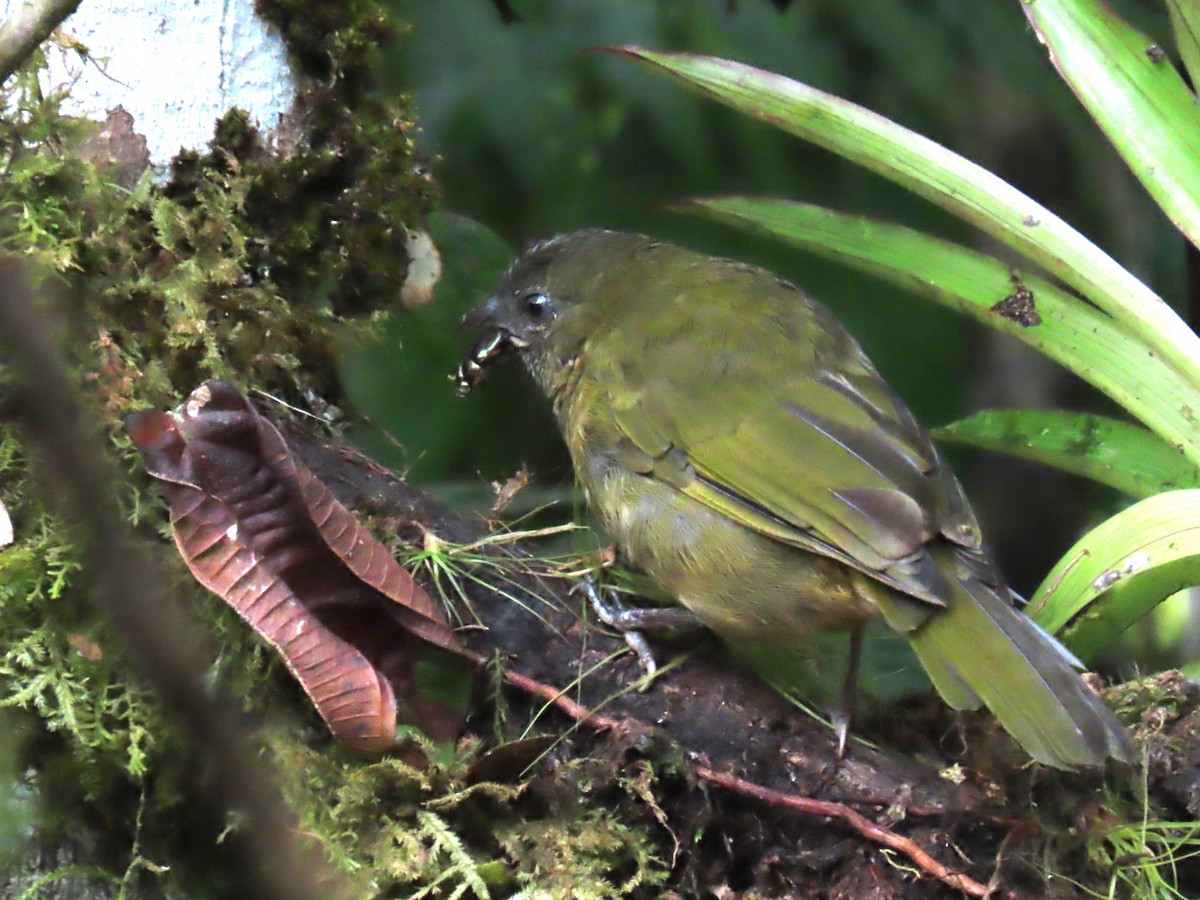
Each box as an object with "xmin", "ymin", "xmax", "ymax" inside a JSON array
[{"xmin": 128, "ymin": 381, "xmax": 471, "ymax": 752}]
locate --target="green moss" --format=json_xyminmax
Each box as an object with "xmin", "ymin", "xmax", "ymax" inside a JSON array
[
  {"xmin": 495, "ymin": 781, "xmax": 672, "ymax": 898},
  {"xmin": 272, "ymin": 735, "xmax": 671, "ymax": 899},
  {"xmin": 1105, "ymin": 670, "xmax": 1191, "ymax": 725},
  {"xmin": 0, "ymin": 503, "xmax": 153, "ymax": 776},
  {"xmin": 0, "ymin": 1, "xmax": 440, "ymax": 891},
  {"xmin": 255, "ymin": 0, "xmax": 394, "ymax": 87}
]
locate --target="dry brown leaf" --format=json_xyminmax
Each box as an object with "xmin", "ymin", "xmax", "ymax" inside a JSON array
[{"xmin": 128, "ymin": 381, "xmax": 469, "ymax": 752}]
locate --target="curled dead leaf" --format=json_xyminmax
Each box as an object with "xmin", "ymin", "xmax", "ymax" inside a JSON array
[{"xmin": 128, "ymin": 381, "xmax": 471, "ymax": 752}]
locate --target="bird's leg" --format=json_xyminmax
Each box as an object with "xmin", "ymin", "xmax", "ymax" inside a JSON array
[
  {"xmin": 833, "ymin": 624, "xmax": 865, "ymax": 759},
  {"xmin": 574, "ymin": 572, "xmax": 701, "ymax": 683}
]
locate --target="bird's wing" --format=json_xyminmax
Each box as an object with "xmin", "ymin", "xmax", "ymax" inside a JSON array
[{"xmin": 591, "ymin": 269, "xmax": 987, "ymax": 607}]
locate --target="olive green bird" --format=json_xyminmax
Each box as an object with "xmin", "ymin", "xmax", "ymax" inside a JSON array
[{"xmin": 455, "ymin": 229, "xmax": 1133, "ymax": 769}]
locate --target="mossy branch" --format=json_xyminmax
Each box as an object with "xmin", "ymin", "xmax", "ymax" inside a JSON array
[{"xmin": 0, "ymin": 258, "xmax": 333, "ymax": 900}]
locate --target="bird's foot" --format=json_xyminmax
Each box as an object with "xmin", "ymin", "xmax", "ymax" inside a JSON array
[
  {"xmin": 573, "ymin": 574, "xmax": 700, "ymax": 688},
  {"xmin": 573, "ymin": 575, "xmax": 658, "ymax": 683},
  {"xmin": 832, "ymin": 625, "xmax": 865, "ymax": 761},
  {"xmin": 832, "ymin": 710, "xmax": 851, "ymax": 760}
]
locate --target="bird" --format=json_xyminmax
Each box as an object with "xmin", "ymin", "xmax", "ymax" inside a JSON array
[{"xmin": 454, "ymin": 228, "xmax": 1133, "ymax": 769}]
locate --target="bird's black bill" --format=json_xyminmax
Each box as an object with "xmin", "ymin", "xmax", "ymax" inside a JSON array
[{"xmin": 454, "ymin": 327, "xmax": 517, "ymax": 397}]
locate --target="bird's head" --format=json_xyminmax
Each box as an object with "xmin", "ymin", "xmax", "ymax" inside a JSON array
[{"xmin": 454, "ymin": 229, "xmax": 660, "ymax": 397}]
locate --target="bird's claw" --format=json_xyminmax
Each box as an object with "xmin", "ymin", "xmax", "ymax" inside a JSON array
[
  {"xmin": 832, "ymin": 711, "xmax": 851, "ymax": 761},
  {"xmin": 832, "ymin": 625, "xmax": 865, "ymax": 762},
  {"xmin": 573, "ymin": 574, "xmax": 659, "ymax": 687}
]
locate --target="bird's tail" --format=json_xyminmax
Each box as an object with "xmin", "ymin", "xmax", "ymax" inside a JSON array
[{"xmin": 877, "ymin": 546, "xmax": 1134, "ymax": 769}]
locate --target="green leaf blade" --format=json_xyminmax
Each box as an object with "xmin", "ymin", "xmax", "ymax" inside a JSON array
[
  {"xmin": 1024, "ymin": 0, "xmax": 1200, "ymax": 253},
  {"xmin": 1029, "ymin": 490, "xmax": 1200, "ymax": 661},
  {"xmin": 1166, "ymin": 0, "xmax": 1200, "ymax": 91},
  {"xmin": 609, "ymin": 46, "xmax": 1200, "ymax": 433},
  {"xmin": 932, "ymin": 410, "xmax": 1200, "ymax": 499}
]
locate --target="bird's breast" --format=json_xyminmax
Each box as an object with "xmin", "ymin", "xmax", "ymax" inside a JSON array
[{"xmin": 584, "ymin": 453, "xmax": 877, "ymax": 644}]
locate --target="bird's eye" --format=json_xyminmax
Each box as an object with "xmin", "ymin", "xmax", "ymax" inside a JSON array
[{"xmin": 523, "ymin": 292, "xmax": 555, "ymax": 321}]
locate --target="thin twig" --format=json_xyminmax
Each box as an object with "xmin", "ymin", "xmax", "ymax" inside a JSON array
[
  {"xmin": 693, "ymin": 766, "xmax": 990, "ymax": 897},
  {"xmin": 0, "ymin": 259, "xmax": 335, "ymax": 900},
  {"xmin": 460, "ymin": 647, "xmax": 624, "ymax": 730},
  {"xmin": 482, "ymin": 646, "xmax": 991, "ymax": 897},
  {"xmin": 0, "ymin": 0, "xmax": 82, "ymax": 82}
]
